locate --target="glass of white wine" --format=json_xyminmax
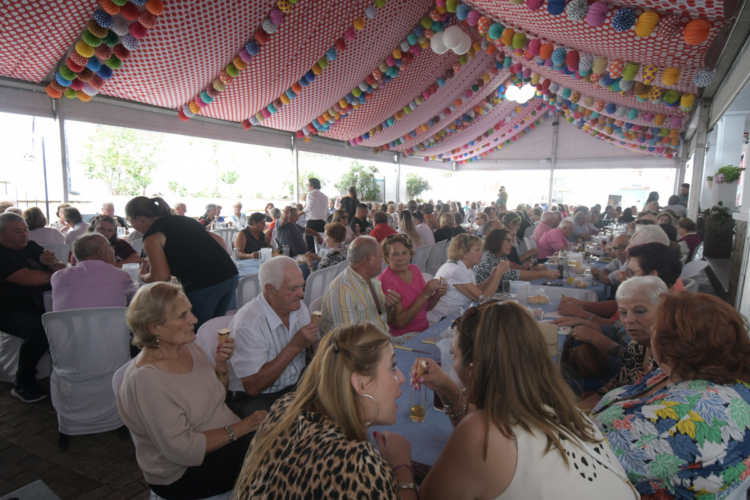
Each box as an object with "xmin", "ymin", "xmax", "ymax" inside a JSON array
[{"xmin": 410, "ymin": 384, "xmax": 427, "ymax": 423}]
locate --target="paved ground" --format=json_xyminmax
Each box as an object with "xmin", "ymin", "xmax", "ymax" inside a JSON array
[{"xmin": 0, "ymin": 378, "xmax": 149, "ymax": 500}]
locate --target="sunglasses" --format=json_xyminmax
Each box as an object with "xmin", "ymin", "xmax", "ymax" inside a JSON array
[
  {"xmin": 452, "ymin": 298, "xmax": 501, "ymax": 334},
  {"xmin": 385, "ymin": 234, "xmax": 412, "ymax": 244}
]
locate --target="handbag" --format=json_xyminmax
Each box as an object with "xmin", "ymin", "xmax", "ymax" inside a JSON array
[{"xmin": 561, "ymin": 337, "xmax": 611, "ymax": 380}]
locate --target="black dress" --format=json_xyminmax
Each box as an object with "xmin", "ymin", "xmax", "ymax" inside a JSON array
[
  {"xmin": 142, "ymin": 215, "xmax": 237, "ymax": 293},
  {"xmin": 239, "ymin": 228, "xmax": 267, "ymax": 255}
]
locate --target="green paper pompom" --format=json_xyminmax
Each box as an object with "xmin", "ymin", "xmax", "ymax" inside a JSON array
[
  {"xmin": 318, "ymin": 58, "xmax": 328, "ymax": 70},
  {"xmin": 446, "ymin": 0, "xmax": 458, "ymax": 12},
  {"xmin": 374, "ymin": 0, "xmax": 386, "ymax": 7},
  {"xmin": 59, "ymin": 65, "xmax": 76, "ymax": 81},
  {"xmin": 459, "ymin": 55, "xmax": 468, "ymax": 65},
  {"xmin": 472, "ymin": 84, "xmax": 479, "ymax": 92},
  {"xmin": 403, "ymin": 106, "xmax": 411, "ymax": 115},
  {"xmin": 82, "ymin": 30, "xmax": 103, "ymax": 47},
  {"xmin": 421, "ymin": 17, "xmax": 432, "ymax": 29},
  {"xmin": 103, "ymin": 31, "xmax": 119, "ymax": 47},
  {"xmin": 105, "ymin": 55, "xmax": 122, "ymax": 70},
  {"xmin": 352, "ymin": 87, "xmax": 362, "ymax": 97},
  {"xmin": 226, "ymin": 63, "xmax": 239, "ymax": 77},
  {"xmin": 663, "ymin": 90, "xmax": 680, "ymax": 104},
  {"xmin": 64, "ymin": 88, "xmax": 78, "ymax": 98},
  {"xmin": 111, "ymin": 0, "xmax": 127, "ymax": 5},
  {"xmin": 660, "ymin": 128, "xmax": 669, "ymax": 137}
]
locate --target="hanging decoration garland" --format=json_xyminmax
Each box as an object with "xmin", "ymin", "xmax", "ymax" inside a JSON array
[
  {"xmin": 46, "ymin": 0, "xmax": 164, "ymax": 101},
  {"xmin": 360, "ymin": 60, "xmax": 505, "ymax": 152},
  {"xmin": 179, "ymin": 0, "xmax": 308, "ymax": 124},
  {"xmin": 242, "ymin": 0, "xmax": 387, "ymax": 131},
  {"xmin": 295, "ymin": 3, "xmax": 455, "ymax": 143}
]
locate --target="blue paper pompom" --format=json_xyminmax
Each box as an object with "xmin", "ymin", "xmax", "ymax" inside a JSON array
[
  {"xmin": 55, "ymin": 72, "xmax": 72, "ymax": 86},
  {"xmin": 437, "ymin": 77, "xmax": 446, "ymax": 86},
  {"xmin": 327, "ymin": 47, "xmax": 337, "ymax": 61},
  {"xmin": 121, "ymin": 34, "xmax": 139, "ymax": 51},
  {"xmin": 456, "ymin": 4, "xmax": 470, "ymax": 20},
  {"xmin": 130, "ymin": 0, "xmax": 147, "ymax": 5},
  {"xmin": 304, "ymin": 70, "xmax": 316, "ymax": 82},
  {"xmin": 246, "ymin": 41, "xmax": 259, "ymax": 56},
  {"xmin": 97, "ymin": 66, "xmax": 113, "ymax": 80},
  {"xmin": 93, "ymin": 10, "xmax": 114, "ymax": 29},
  {"xmin": 286, "ymin": 89, "xmax": 296, "ymax": 99},
  {"xmin": 86, "ymin": 57, "xmax": 102, "ymax": 72},
  {"xmin": 298, "ymin": 77, "xmax": 310, "ymax": 88},
  {"xmin": 413, "ymin": 26, "xmax": 424, "ymax": 38},
  {"xmin": 551, "ymin": 47, "xmax": 567, "ymax": 65},
  {"xmin": 611, "ymin": 8, "xmax": 636, "ymax": 32},
  {"xmin": 606, "ymin": 103, "xmax": 617, "ymax": 114}
]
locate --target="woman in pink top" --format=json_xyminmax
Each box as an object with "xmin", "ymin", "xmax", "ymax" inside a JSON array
[{"xmin": 377, "ymin": 235, "xmax": 446, "ymax": 337}]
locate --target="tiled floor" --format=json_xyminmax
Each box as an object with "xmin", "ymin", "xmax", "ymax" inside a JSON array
[{"xmin": 0, "ymin": 378, "xmax": 149, "ymax": 500}]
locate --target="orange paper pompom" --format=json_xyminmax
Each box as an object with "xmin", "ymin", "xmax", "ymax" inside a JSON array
[
  {"xmin": 353, "ymin": 16, "xmax": 365, "ymax": 30},
  {"xmin": 120, "ymin": 2, "xmax": 139, "ymax": 20},
  {"xmin": 77, "ymin": 90, "xmax": 92, "ymax": 102},
  {"xmin": 45, "ymin": 84, "xmax": 62, "ymax": 99},
  {"xmin": 87, "ymin": 20, "xmax": 108, "ymax": 38},
  {"xmin": 189, "ymin": 102, "xmax": 200, "ymax": 114},
  {"xmin": 255, "ymin": 29, "xmax": 270, "ymax": 45},
  {"xmin": 539, "ymin": 43, "xmax": 553, "ymax": 60},
  {"xmin": 233, "ymin": 57, "xmax": 247, "ymax": 71},
  {"xmin": 101, "ymin": 0, "xmax": 120, "ymax": 15},
  {"xmin": 146, "ymin": 0, "xmax": 165, "ymax": 16},
  {"xmin": 684, "ymin": 18, "xmax": 710, "ymax": 45}
]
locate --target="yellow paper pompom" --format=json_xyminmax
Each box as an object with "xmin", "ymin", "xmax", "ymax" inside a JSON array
[
  {"xmin": 213, "ymin": 79, "xmax": 226, "ymax": 92},
  {"xmin": 77, "ymin": 90, "xmax": 92, "ymax": 102},
  {"xmin": 189, "ymin": 102, "xmax": 201, "ymax": 114},
  {"xmin": 233, "ymin": 57, "xmax": 247, "ymax": 71},
  {"xmin": 654, "ymin": 114, "xmax": 666, "ymax": 125},
  {"xmin": 634, "ymin": 11, "xmax": 659, "ymax": 38},
  {"xmin": 76, "ymin": 41, "xmax": 95, "ymax": 58},
  {"xmin": 501, "ymin": 28, "xmax": 515, "ymax": 48},
  {"xmin": 662, "ymin": 67, "xmax": 681, "ymax": 86},
  {"xmin": 353, "ymin": 16, "xmax": 365, "ymax": 31}
]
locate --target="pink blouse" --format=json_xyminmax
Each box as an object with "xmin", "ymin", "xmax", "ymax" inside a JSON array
[{"xmin": 377, "ymin": 264, "xmax": 428, "ymax": 337}]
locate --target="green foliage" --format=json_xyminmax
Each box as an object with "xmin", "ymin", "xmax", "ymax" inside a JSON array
[
  {"xmin": 701, "ymin": 201, "xmax": 732, "ymax": 218},
  {"xmin": 716, "ymin": 165, "xmax": 745, "ymax": 184},
  {"xmin": 168, "ymin": 181, "xmax": 187, "ymax": 197},
  {"xmin": 254, "ymin": 191, "xmax": 264, "ymax": 199},
  {"xmin": 219, "ymin": 170, "xmax": 240, "ymax": 185},
  {"xmin": 706, "ymin": 176, "xmax": 713, "ymax": 181},
  {"xmin": 405, "ymin": 173, "xmax": 431, "ymax": 199},
  {"xmin": 335, "ymin": 161, "xmax": 380, "ymax": 201},
  {"xmin": 81, "ymin": 126, "xmax": 161, "ymax": 196},
  {"xmin": 191, "ymin": 188, "xmax": 210, "ymax": 198},
  {"xmin": 283, "ymin": 169, "xmax": 328, "ymax": 197}
]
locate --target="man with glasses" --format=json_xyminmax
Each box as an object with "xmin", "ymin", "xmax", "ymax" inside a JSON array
[{"xmin": 590, "ymin": 234, "xmax": 630, "ymax": 286}]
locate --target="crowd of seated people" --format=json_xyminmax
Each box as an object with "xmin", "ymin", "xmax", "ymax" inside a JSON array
[{"xmin": 8, "ymin": 186, "xmax": 749, "ymax": 500}]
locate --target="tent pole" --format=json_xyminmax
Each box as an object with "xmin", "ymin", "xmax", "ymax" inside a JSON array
[
  {"xmin": 688, "ymin": 100, "xmax": 710, "ymax": 221},
  {"xmin": 54, "ymin": 99, "xmax": 70, "ymax": 203},
  {"xmin": 675, "ymin": 145, "xmax": 688, "ymax": 195},
  {"xmin": 291, "ymin": 137, "xmax": 299, "ymax": 204},
  {"xmin": 548, "ymin": 114, "xmax": 559, "ymax": 207},
  {"xmin": 395, "ymin": 155, "xmax": 401, "ymax": 204},
  {"xmin": 42, "ymin": 137, "xmax": 50, "ymax": 222}
]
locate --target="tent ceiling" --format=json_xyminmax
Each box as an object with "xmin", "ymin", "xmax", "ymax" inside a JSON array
[{"xmin": 0, "ymin": 0, "xmax": 735, "ymax": 164}]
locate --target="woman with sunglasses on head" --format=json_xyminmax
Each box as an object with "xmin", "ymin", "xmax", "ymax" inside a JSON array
[
  {"xmin": 233, "ymin": 323, "xmax": 416, "ymax": 500},
  {"xmin": 377, "ymin": 235, "xmax": 446, "ymax": 339},
  {"xmin": 501, "ymin": 212, "xmax": 537, "ymax": 269},
  {"xmin": 474, "ymin": 228, "xmax": 559, "ymax": 289},
  {"xmin": 412, "ymin": 301, "xmax": 637, "ymax": 500}
]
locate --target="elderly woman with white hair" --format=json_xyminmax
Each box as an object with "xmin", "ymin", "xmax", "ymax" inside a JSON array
[
  {"xmin": 560, "ymin": 276, "xmax": 668, "ymax": 410},
  {"xmin": 532, "ymin": 211, "xmax": 557, "ymax": 243},
  {"xmin": 229, "ymin": 202, "xmax": 247, "ymax": 228},
  {"xmin": 117, "ymin": 282, "xmax": 267, "ymax": 500},
  {"xmin": 198, "ymin": 204, "xmax": 218, "ymax": 228}
]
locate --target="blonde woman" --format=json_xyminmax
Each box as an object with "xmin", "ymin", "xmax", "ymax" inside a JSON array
[
  {"xmin": 229, "ymin": 202, "xmax": 247, "ymax": 227},
  {"xmin": 233, "ymin": 324, "xmax": 416, "ymax": 500},
  {"xmin": 117, "ymin": 283, "xmax": 266, "ymax": 500},
  {"xmin": 396, "ymin": 210, "xmax": 423, "ymax": 248},
  {"xmin": 413, "ymin": 301, "xmax": 637, "ymax": 500},
  {"xmin": 427, "ymin": 234, "xmax": 504, "ymax": 324}
]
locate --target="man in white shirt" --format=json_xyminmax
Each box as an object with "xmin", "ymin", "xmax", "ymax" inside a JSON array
[
  {"xmin": 412, "ymin": 211, "xmax": 436, "ymax": 246},
  {"xmin": 226, "ymin": 256, "xmax": 319, "ymax": 418},
  {"xmin": 569, "ymin": 211, "xmax": 593, "ymax": 242},
  {"xmin": 591, "ymin": 234, "xmax": 630, "ymax": 286},
  {"xmin": 51, "ymin": 233, "xmax": 137, "ymax": 311},
  {"xmin": 63, "ymin": 207, "xmax": 89, "ymax": 246},
  {"xmin": 303, "ymin": 178, "xmax": 329, "ymax": 252}
]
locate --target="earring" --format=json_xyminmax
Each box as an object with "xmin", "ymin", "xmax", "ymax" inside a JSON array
[
  {"xmin": 361, "ymin": 394, "xmax": 380, "ymax": 426},
  {"xmin": 153, "ymin": 335, "xmax": 161, "ymax": 347}
]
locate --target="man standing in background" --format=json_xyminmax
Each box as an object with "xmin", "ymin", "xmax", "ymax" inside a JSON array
[{"xmin": 302, "ymin": 178, "xmax": 328, "ymax": 252}]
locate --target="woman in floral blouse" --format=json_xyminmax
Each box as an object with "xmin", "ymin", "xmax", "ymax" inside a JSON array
[
  {"xmin": 473, "ymin": 228, "xmax": 559, "ymax": 291},
  {"xmin": 592, "ymin": 292, "xmax": 750, "ymax": 499}
]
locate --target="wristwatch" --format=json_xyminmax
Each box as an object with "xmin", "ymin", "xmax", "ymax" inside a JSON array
[
  {"xmin": 225, "ymin": 425, "xmax": 236, "ymax": 442},
  {"xmin": 399, "ymin": 483, "xmax": 419, "ymax": 493}
]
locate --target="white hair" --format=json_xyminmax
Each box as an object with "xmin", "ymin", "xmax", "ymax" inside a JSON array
[
  {"xmin": 630, "ymin": 225, "xmax": 669, "ymax": 247},
  {"xmin": 616, "ymin": 275, "xmax": 668, "ymax": 305},
  {"xmin": 348, "ymin": 236, "xmax": 379, "ymax": 265},
  {"xmin": 573, "ymin": 211, "xmax": 587, "ymax": 222},
  {"xmin": 540, "ymin": 211, "xmax": 556, "ymax": 224},
  {"xmin": 205, "ymin": 203, "xmax": 217, "ymax": 212},
  {"xmin": 258, "ymin": 256, "xmax": 300, "ymax": 291},
  {"xmin": 74, "ymin": 233, "xmax": 109, "ymax": 262},
  {"xmin": 102, "ymin": 202, "xmax": 114, "ymax": 209},
  {"xmin": 175, "ymin": 202, "xmax": 186, "ymax": 209},
  {"xmin": 559, "ymin": 220, "xmax": 574, "ymax": 229}
]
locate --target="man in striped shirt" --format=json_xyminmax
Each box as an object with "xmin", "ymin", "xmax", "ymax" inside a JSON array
[
  {"xmin": 320, "ymin": 236, "xmax": 401, "ymax": 335},
  {"xmin": 226, "ymin": 257, "xmax": 320, "ymax": 418}
]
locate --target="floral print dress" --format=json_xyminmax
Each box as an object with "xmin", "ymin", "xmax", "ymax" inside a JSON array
[{"xmin": 592, "ymin": 369, "xmax": 750, "ymax": 499}]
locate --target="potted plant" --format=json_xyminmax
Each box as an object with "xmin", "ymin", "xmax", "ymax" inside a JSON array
[
  {"xmin": 701, "ymin": 202, "xmax": 734, "ymax": 258},
  {"xmin": 715, "ymin": 165, "xmax": 745, "ymax": 184},
  {"xmin": 706, "ymin": 176, "xmax": 713, "ymax": 188},
  {"xmin": 713, "ymin": 165, "xmax": 744, "ymax": 210}
]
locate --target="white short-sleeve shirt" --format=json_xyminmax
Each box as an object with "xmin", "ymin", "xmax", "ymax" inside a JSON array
[
  {"xmin": 228, "ymin": 294, "xmax": 312, "ymax": 394},
  {"xmin": 427, "ymin": 260, "xmax": 476, "ymax": 323}
]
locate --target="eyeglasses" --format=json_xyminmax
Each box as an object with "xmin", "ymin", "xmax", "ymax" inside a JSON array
[
  {"xmin": 452, "ymin": 299, "xmax": 501, "ymax": 334},
  {"xmin": 612, "ymin": 245, "xmax": 628, "ymax": 251},
  {"xmin": 504, "ymin": 238, "xmax": 513, "ymax": 243},
  {"xmin": 384, "ymin": 234, "xmax": 412, "ymax": 244}
]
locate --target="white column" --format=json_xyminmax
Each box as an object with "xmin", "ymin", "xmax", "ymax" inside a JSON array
[
  {"xmin": 291, "ymin": 137, "xmax": 299, "ymax": 204},
  {"xmin": 548, "ymin": 115, "xmax": 559, "ymax": 206},
  {"xmin": 55, "ymin": 99, "xmax": 70, "ymax": 203},
  {"xmin": 688, "ymin": 101, "xmax": 710, "ymax": 221},
  {"xmin": 395, "ymin": 155, "xmax": 401, "ymax": 205}
]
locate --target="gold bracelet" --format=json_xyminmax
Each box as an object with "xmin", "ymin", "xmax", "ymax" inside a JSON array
[{"xmin": 215, "ymin": 370, "xmax": 228, "ymax": 379}]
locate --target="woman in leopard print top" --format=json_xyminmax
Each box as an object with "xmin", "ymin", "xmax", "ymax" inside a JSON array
[{"xmin": 233, "ymin": 323, "xmax": 417, "ymax": 500}]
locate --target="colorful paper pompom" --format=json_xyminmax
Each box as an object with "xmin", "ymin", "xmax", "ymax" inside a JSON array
[
  {"xmin": 634, "ymin": 11, "xmax": 659, "ymax": 37},
  {"xmin": 113, "ymin": 44, "xmax": 130, "ymax": 60},
  {"xmin": 100, "ymin": 31, "xmax": 117, "ymax": 48},
  {"xmin": 96, "ymin": 65, "xmax": 113, "ymax": 79},
  {"xmin": 262, "ymin": 18, "xmax": 277, "ymax": 34},
  {"xmin": 566, "ymin": 0, "xmax": 589, "ymax": 21},
  {"xmin": 74, "ymin": 41, "xmax": 94, "ymax": 58},
  {"xmin": 526, "ymin": 0, "xmax": 544, "ymax": 9},
  {"xmin": 138, "ymin": 10, "xmax": 158, "ymax": 29},
  {"xmin": 69, "ymin": 52, "xmax": 90, "ymax": 70},
  {"xmin": 81, "ymin": 30, "xmax": 103, "ymax": 48},
  {"xmin": 100, "ymin": 0, "xmax": 120, "ymax": 16},
  {"xmin": 680, "ymin": 93, "xmax": 696, "ymax": 111},
  {"xmin": 684, "ymin": 19, "xmax": 710, "ymax": 45},
  {"xmin": 693, "ymin": 69, "xmax": 714, "ymax": 87},
  {"xmin": 128, "ymin": 22, "xmax": 147, "ymax": 39},
  {"xmin": 45, "ymin": 84, "xmax": 63, "ymax": 99},
  {"xmin": 512, "ymin": 32, "xmax": 526, "ymax": 49},
  {"xmin": 120, "ymin": 34, "xmax": 139, "ymax": 51},
  {"xmin": 456, "ymin": 3, "xmax": 470, "ymax": 20},
  {"xmin": 87, "ymin": 20, "xmax": 108, "ymax": 39},
  {"xmin": 661, "ymin": 67, "xmax": 681, "ymax": 86},
  {"xmin": 478, "ymin": 16, "xmax": 492, "ymax": 35},
  {"xmin": 120, "ymin": 2, "xmax": 140, "ymax": 20},
  {"xmin": 548, "ymin": 0, "xmax": 566, "ymax": 15},
  {"xmin": 586, "ymin": 2, "xmax": 608, "ymax": 26},
  {"xmin": 657, "ymin": 15, "xmax": 680, "ymax": 39},
  {"xmin": 111, "ymin": 16, "xmax": 130, "ymax": 36},
  {"xmin": 104, "ymin": 55, "xmax": 121, "ymax": 70},
  {"xmin": 146, "ymin": 0, "xmax": 165, "ymax": 15},
  {"xmin": 269, "ymin": 8, "xmax": 284, "ymax": 26},
  {"xmin": 611, "ymin": 8, "xmax": 636, "ymax": 32}
]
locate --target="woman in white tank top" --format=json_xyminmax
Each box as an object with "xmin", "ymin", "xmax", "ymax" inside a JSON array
[{"xmin": 411, "ymin": 301, "xmax": 639, "ymax": 500}]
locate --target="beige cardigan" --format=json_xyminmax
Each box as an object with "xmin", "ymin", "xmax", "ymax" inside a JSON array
[{"xmin": 117, "ymin": 342, "xmax": 240, "ymax": 485}]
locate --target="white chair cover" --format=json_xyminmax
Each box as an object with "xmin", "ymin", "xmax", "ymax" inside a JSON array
[
  {"xmin": 421, "ymin": 273, "xmax": 433, "ymax": 282},
  {"xmin": 682, "ymin": 278, "xmax": 696, "ymax": 292},
  {"xmin": 236, "ymin": 275, "xmax": 261, "ymax": 311},
  {"xmin": 680, "ymin": 260, "xmax": 709, "ymax": 279},
  {"xmin": 679, "ymin": 253, "xmax": 688, "ymax": 265},
  {"xmin": 304, "ymin": 265, "xmax": 339, "ymax": 308},
  {"xmin": 212, "ymin": 228, "xmax": 239, "ymax": 255},
  {"xmin": 42, "ymin": 307, "xmax": 130, "ymax": 435},
  {"xmin": 0, "ymin": 332, "xmax": 52, "ymax": 383},
  {"xmin": 309, "ymin": 296, "xmax": 323, "ymax": 314},
  {"xmin": 194, "ymin": 316, "xmax": 234, "ymax": 368},
  {"xmin": 130, "ymin": 238, "xmax": 143, "ymax": 256},
  {"xmin": 425, "ymin": 240, "xmax": 448, "ymax": 276},
  {"xmin": 336, "ymin": 260, "xmax": 349, "ymax": 274},
  {"xmin": 725, "ymin": 475, "xmax": 750, "ymax": 500},
  {"xmin": 524, "ymin": 237, "xmax": 537, "ymax": 251},
  {"xmin": 692, "ymin": 242, "xmax": 704, "ymax": 261},
  {"xmin": 523, "ymin": 225, "xmax": 536, "ymax": 240},
  {"xmin": 43, "ymin": 291, "xmax": 53, "ymax": 312},
  {"xmin": 41, "ymin": 244, "xmax": 70, "ymax": 265},
  {"xmin": 439, "ymin": 238, "xmax": 451, "ymax": 266},
  {"xmin": 313, "ymin": 232, "xmax": 330, "ymax": 258},
  {"xmin": 411, "ymin": 244, "xmax": 432, "ymax": 272}
]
